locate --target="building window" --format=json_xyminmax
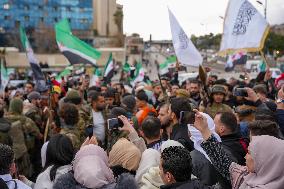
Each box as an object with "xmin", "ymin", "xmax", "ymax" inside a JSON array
[
  {"xmin": 54, "ymin": 17, "xmax": 58, "ymax": 22},
  {"xmin": 38, "ymin": 5, "xmax": 43, "ymax": 10},
  {"xmin": 4, "ymin": 15, "xmax": 11, "ymax": 20},
  {"xmin": 80, "ymin": 8, "xmax": 84, "ymax": 12},
  {"xmin": 40, "ymin": 17, "xmax": 44, "ymax": 22},
  {"xmin": 53, "ymin": 6, "xmax": 58, "ymax": 11},
  {"xmin": 24, "ymin": 5, "xmax": 29, "ymax": 10},
  {"xmin": 80, "ymin": 18, "xmax": 88, "ymax": 23},
  {"xmin": 67, "ymin": 6, "xmax": 71, "ymax": 11},
  {"xmin": 24, "ymin": 16, "xmax": 30, "ymax": 21},
  {"xmin": 3, "ymin": 3, "xmax": 10, "ymax": 10}
]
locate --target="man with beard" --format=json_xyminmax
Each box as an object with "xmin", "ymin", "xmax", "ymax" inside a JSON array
[
  {"xmin": 158, "ymin": 103, "xmax": 171, "ymax": 140},
  {"xmin": 188, "ymin": 80, "xmax": 202, "ymax": 107},
  {"xmin": 90, "ymin": 91, "xmax": 107, "ymax": 148}
]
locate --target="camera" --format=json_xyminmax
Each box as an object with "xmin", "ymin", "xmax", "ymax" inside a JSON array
[{"xmin": 233, "ymin": 88, "xmax": 248, "ymax": 97}]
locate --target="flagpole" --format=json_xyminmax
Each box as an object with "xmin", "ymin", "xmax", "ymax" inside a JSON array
[{"xmin": 260, "ymin": 51, "xmax": 269, "ymax": 69}]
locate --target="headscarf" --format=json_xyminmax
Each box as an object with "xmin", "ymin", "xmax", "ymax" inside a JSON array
[
  {"xmin": 109, "ymin": 138, "xmax": 142, "ymax": 171},
  {"xmin": 160, "ymin": 140, "xmax": 184, "ymax": 153},
  {"xmin": 241, "ymin": 135, "xmax": 284, "ymax": 188},
  {"xmin": 188, "ymin": 112, "xmax": 221, "ymax": 162},
  {"xmin": 73, "ymin": 144, "xmax": 114, "ymax": 189},
  {"xmin": 41, "ymin": 141, "xmax": 49, "ymax": 168},
  {"xmin": 135, "ymin": 149, "xmax": 160, "ymax": 183}
]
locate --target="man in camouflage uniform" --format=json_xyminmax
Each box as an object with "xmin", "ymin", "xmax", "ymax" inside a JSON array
[
  {"xmin": 6, "ymin": 98, "xmax": 42, "ymax": 177},
  {"xmin": 64, "ymin": 90, "xmax": 92, "ymax": 143},
  {"xmin": 59, "ymin": 103, "xmax": 81, "ymax": 150},
  {"xmin": 205, "ymin": 85, "xmax": 233, "ymax": 118},
  {"xmin": 24, "ymin": 91, "xmax": 45, "ymax": 179}
]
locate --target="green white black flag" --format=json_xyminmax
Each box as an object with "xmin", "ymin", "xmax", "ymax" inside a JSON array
[{"xmin": 55, "ymin": 19, "xmax": 101, "ymax": 66}]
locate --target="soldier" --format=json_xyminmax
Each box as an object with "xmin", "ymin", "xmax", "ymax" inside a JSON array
[
  {"xmin": 59, "ymin": 103, "xmax": 81, "ymax": 150},
  {"xmin": 5, "ymin": 98, "xmax": 42, "ymax": 177},
  {"xmin": 204, "ymin": 85, "xmax": 233, "ymax": 118},
  {"xmin": 64, "ymin": 90, "xmax": 91, "ymax": 142},
  {"xmin": 24, "ymin": 91, "xmax": 45, "ymax": 180}
]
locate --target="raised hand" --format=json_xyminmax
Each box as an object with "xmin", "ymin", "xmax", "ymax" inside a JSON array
[{"xmin": 193, "ymin": 110, "xmax": 211, "ymax": 140}]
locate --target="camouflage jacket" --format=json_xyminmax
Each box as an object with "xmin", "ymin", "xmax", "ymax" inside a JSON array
[
  {"xmin": 6, "ymin": 113, "xmax": 41, "ymax": 159},
  {"xmin": 205, "ymin": 102, "xmax": 233, "ymax": 118}
]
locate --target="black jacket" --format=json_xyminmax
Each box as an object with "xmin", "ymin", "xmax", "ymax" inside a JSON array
[
  {"xmin": 221, "ymin": 133, "xmax": 248, "ymax": 166},
  {"xmin": 0, "ymin": 118, "xmax": 12, "ymax": 146},
  {"xmin": 191, "ymin": 150, "xmax": 218, "ymax": 186},
  {"xmin": 171, "ymin": 123, "xmax": 194, "ymax": 151},
  {"xmin": 160, "ymin": 179, "xmax": 212, "ymax": 189}
]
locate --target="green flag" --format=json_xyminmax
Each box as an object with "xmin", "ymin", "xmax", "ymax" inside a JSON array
[
  {"xmin": 1, "ymin": 60, "xmax": 9, "ymax": 90},
  {"xmin": 55, "ymin": 65, "xmax": 73, "ymax": 81},
  {"xmin": 123, "ymin": 62, "xmax": 130, "ymax": 72},
  {"xmin": 55, "ymin": 19, "xmax": 101, "ymax": 66}
]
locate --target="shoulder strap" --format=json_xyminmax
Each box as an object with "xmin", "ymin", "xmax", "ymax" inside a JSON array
[{"xmin": 5, "ymin": 179, "xmax": 18, "ymax": 189}]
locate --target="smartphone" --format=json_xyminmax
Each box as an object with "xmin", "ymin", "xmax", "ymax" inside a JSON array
[
  {"xmin": 179, "ymin": 111, "xmax": 196, "ymax": 125},
  {"xmin": 85, "ymin": 124, "xmax": 93, "ymax": 139},
  {"xmin": 233, "ymin": 88, "xmax": 248, "ymax": 97},
  {"xmin": 107, "ymin": 118, "xmax": 124, "ymax": 130}
]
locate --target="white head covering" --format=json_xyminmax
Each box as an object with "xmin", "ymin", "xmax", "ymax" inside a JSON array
[
  {"xmin": 188, "ymin": 112, "xmax": 221, "ymax": 162},
  {"xmin": 41, "ymin": 141, "xmax": 49, "ymax": 168},
  {"xmin": 160, "ymin": 140, "xmax": 184, "ymax": 153},
  {"xmin": 135, "ymin": 149, "xmax": 160, "ymax": 183}
]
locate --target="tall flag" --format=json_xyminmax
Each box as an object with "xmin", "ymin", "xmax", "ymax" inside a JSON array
[
  {"xmin": 55, "ymin": 19, "xmax": 101, "ymax": 66},
  {"xmin": 168, "ymin": 9, "xmax": 203, "ymax": 67},
  {"xmin": 103, "ymin": 53, "xmax": 114, "ymax": 83},
  {"xmin": 159, "ymin": 56, "xmax": 177, "ymax": 75},
  {"xmin": 130, "ymin": 62, "xmax": 145, "ymax": 86},
  {"xmin": 225, "ymin": 52, "xmax": 247, "ymax": 72},
  {"xmin": 19, "ymin": 27, "xmax": 46, "ymax": 90},
  {"xmin": 219, "ymin": 0, "xmax": 270, "ymax": 55},
  {"xmin": 0, "ymin": 60, "xmax": 9, "ymax": 91},
  {"xmin": 90, "ymin": 68, "xmax": 102, "ymax": 87}
]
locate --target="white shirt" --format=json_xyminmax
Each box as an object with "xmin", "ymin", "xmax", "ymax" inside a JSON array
[
  {"xmin": 0, "ymin": 174, "xmax": 31, "ymax": 189},
  {"xmin": 92, "ymin": 110, "xmax": 105, "ymax": 144}
]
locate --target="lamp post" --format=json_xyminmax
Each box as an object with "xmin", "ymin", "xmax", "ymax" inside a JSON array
[{"xmin": 256, "ymin": 0, "xmax": 267, "ymax": 19}]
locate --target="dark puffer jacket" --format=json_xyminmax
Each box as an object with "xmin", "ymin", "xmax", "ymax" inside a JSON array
[{"xmin": 53, "ymin": 172, "xmax": 138, "ymax": 189}]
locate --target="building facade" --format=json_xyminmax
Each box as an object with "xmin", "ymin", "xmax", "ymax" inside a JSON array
[
  {"xmin": 0, "ymin": 0, "xmax": 93, "ymax": 32},
  {"xmin": 93, "ymin": 0, "xmax": 123, "ymax": 37}
]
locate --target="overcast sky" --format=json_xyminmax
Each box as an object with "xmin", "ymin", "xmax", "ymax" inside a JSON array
[{"xmin": 117, "ymin": 0, "xmax": 284, "ymax": 40}]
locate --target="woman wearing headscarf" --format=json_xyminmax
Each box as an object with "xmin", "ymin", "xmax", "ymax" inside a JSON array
[
  {"xmin": 54, "ymin": 139, "xmax": 138, "ymax": 189},
  {"xmin": 138, "ymin": 140, "xmax": 186, "ymax": 189},
  {"xmin": 194, "ymin": 111, "xmax": 284, "ymax": 189},
  {"xmin": 109, "ymin": 138, "xmax": 142, "ymax": 177}
]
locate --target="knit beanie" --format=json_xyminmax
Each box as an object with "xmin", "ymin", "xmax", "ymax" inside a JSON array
[{"xmin": 9, "ymin": 98, "xmax": 23, "ymax": 114}]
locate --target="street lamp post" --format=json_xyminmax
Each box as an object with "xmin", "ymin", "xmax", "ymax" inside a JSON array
[{"xmin": 256, "ymin": 0, "xmax": 267, "ymax": 19}]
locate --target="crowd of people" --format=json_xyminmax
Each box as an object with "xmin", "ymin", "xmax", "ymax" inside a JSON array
[{"xmin": 0, "ymin": 68, "xmax": 284, "ymax": 189}]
